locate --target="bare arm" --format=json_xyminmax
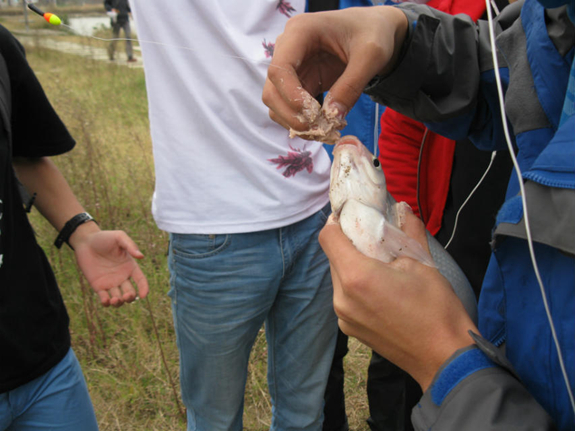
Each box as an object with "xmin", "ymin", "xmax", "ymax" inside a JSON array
[{"xmin": 13, "ymin": 156, "xmax": 149, "ymax": 307}]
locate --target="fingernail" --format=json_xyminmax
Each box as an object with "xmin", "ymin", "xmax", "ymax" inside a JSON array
[
  {"xmin": 323, "ymin": 94, "xmax": 347, "ymax": 120},
  {"xmin": 398, "ymin": 201, "xmax": 413, "ymax": 213},
  {"xmin": 395, "ymin": 201, "xmax": 413, "ymax": 229}
]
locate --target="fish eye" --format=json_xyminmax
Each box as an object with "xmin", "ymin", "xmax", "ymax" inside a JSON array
[{"xmin": 373, "ymin": 158, "xmax": 381, "ymax": 168}]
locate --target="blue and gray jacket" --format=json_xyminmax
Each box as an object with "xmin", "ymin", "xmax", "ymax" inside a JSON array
[{"xmin": 366, "ymin": 0, "xmax": 574, "ymax": 429}]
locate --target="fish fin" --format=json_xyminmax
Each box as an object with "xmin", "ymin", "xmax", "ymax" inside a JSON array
[
  {"xmin": 381, "ymin": 223, "xmax": 436, "ymax": 267},
  {"xmin": 339, "ymin": 199, "xmax": 435, "ymax": 267}
]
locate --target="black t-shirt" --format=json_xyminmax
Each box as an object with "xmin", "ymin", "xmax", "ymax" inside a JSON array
[{"xmin": 0, "ymin": 24, "xmax": 76, "ymax": 393}]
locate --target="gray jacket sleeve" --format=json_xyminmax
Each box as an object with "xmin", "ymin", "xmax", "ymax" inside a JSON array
[
  {"xmin": 365, "ymin": 2, "xmax": 522, "ymax": 144},
  {"xmin": 411, "ymin": 333, "xmax": 556, "ymax": 430}
]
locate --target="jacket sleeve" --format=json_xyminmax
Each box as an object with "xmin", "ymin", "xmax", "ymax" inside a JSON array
[
  {"xmin": 412, "ymin": 334, "xmax": 557, "ymax": 430},
  {"xmin": 365, "ymin": 1, "xmax": 523, "ymax": 149}
]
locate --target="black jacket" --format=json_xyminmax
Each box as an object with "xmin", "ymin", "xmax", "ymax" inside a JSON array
[{"xmin": 104, "ymin": 0, "xmax": 130, "ymax": 21}]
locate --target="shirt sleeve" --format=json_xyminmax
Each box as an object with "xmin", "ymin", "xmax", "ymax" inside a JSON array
[
  {"xmin": 364, "ymin": 2, "xmax": 523, "ymax": 150},
  {"xmin": 0, "ymin": 24, "xmax": 75, "ymax": 158}
]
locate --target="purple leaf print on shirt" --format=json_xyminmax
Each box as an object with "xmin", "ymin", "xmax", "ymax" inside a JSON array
[
  {"xmin": 262, "ymin": 39, "xmax": 275, "ymax": 58},
  {"xmin": 269, "ymin": 144, "xmax": 314, "ymax": 178},
  {"xmin": 277, "ymin": 0, "xmax": 296, "ymax": 17}
]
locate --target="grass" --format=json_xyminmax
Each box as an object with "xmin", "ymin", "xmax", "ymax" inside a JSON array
[{"xmin": 13, "ymin": 21, "xmax": 372, "ymax": 431}]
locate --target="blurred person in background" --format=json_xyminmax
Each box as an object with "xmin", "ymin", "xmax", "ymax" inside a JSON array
[{"xmin": 104, "ymin": 0, "xmax": 136, "ymax": 62}]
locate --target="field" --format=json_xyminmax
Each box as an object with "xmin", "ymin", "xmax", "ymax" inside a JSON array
[{"xmin": 1, "ymin": 11, "xmax": 373, "ymax": 431}]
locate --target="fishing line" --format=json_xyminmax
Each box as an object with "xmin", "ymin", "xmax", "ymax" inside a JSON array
[
  {"xmin": 25, "ymin": 3, "xmax": 290, "ymax": 74},
  {"xmin": 415, "ymin": 128, "xmax": 429, "ymax": 222},
  {"xmin": 485, "ymin": 0, "xmax": 575, "ymax": 415},
  {"xmin": 442, "ymin": 1, "xmax": 501, "ymax": 250},
  {"xmin": 60, "ymin": 24, "xmax": 282, "ymax": 69},
  {"xmin": 373, "ymin": 103, "xmax": 380, "ymax": 156},
  {"xmin": 443, "ymin": 150, "xmax": 496, "ymax": 250}
]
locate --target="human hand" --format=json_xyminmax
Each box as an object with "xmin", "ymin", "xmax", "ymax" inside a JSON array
[
  {"xmin": 262, "ymin": 6, "xmax": 408, "ymax": 139},
  {"xmin": 73, "ymin": 230, "xmax": 149, "ymax": 307},
  {"xmin": 319, "ymin": 212, "xmax": 477, "ymax": 392}
]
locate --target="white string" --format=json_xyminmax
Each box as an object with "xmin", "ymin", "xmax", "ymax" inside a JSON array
[
  {"xmin": 443, "ymin": 151, "xmax": 496, "ymax": 250},
  {"xmin": 485, "ymin": 0, "xmax": 575, "ymax": 415},
  {"xmin": 56, "ymin": 22, "xmax": 288, "ymax": 71},
  {"xmin": 443, "ymin": 2, "xmax": 501, "ymax": 248},
  {"xmin": 373, "ymin": 103, "xmax": 380, "ymax": 156},
  {"xmin": 490, "ymin": 0, "xmax": 501, "ymax": 16}
]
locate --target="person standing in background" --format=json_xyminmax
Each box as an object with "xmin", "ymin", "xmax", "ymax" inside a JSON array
[
  {"xmin": 263, "ymin": 0, "xmax": 575, "ymax": 427},
  {"xmin": 323, "ymin": 1, "xmax": 510, "ymax": 430},
  {"xmin": 104, "ymin": 0, "xmax": 136, "ymax": 63},
  {"xmin": 0, "ymin": 23, "xmax": 148, "ymax": 430},
  {"xmin": 130, "ymin": 1, "xmax": 338, "ymax": 430}
]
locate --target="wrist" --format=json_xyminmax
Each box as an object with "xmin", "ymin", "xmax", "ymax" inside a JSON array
[
  {"xmin": 413, "ymin": 329, "xmax": 477, "ymax": 392},
  {"xmin": 376, "ymin": 7, "xmax": 409, "ymax": 76},
  {"xmin": 54, "ymin": 212, "xmax": 99, "ymax": 250},
  {"xmin": 68, "ymin": 220, "xmax": 100, "ymax": 250}
]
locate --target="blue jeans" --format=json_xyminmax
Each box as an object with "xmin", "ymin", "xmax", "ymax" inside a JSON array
[
  {"xmin": 168, "ymin": 205, "xmax": 338, "ymax": 431},
  {"xmin": 0, "ymin": 349, "xmax": 98, "ymax": 431}
]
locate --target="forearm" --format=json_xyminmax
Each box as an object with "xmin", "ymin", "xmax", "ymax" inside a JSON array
[{"xmin": 13, "ymin": 157, "xmax": 100, "ymax": 248}]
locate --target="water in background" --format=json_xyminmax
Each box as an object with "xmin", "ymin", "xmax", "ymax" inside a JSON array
[{"xmin": 67, "ymin": 16, "xmax": 136, "ymax": 36}]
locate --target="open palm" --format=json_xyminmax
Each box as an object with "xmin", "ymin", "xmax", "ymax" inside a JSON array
[{"xmin": 74, "ymin": 230, "xmax": 149, "ymax": 307}]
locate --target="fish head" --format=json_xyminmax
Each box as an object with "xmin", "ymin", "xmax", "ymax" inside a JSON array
[{"xmin": 329, "ymin": 135, "xmax": 388, "ymax": 217}]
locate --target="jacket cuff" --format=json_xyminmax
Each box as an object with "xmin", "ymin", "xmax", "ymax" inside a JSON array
[
  {"xmin": 428, "ymin": 331, "xmax": 519, "ymax": 405},
  {"xmin": 411, "ymin": 333, "xmax": 555, "ymax": 430},
  {"xmin": 429, "ymin": 344, "xmax": 496, "ymax": 405}
]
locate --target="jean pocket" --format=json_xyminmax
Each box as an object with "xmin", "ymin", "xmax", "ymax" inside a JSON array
[{"xmin": 171, "ymin": 233, "xmax": 231, "ymax": 259}]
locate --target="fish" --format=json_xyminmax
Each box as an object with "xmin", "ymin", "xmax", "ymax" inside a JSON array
[{"xmin": 329, "ymin": 135, "xmax": 477, "ymax": 323}]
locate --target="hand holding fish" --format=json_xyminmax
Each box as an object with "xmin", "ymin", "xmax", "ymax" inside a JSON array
[
  {"xmin": 323, "ymin": 135, "xmax": 478, "ymax": 391},
  {"xmin": 262, "ymin": 6, "xmax": 408, "ymax": 143},
  {"xmin": 319, "ymin": 211, "xmax": 478, "ymax": 392}
]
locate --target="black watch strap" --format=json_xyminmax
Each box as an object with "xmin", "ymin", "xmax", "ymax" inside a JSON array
[{"xmin": 54, "ymin": 212, "xmax": 97, "ymax": 249}]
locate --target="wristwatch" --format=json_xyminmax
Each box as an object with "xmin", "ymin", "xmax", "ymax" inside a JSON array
[{"xmin": 54, "ymin": 212, "xmax": 97, "ymax": 249}]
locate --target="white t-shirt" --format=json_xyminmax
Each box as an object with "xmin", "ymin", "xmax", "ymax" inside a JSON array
[{"xmin": 131, "ymin": 0, "xmax": 331, "ymax": 234}]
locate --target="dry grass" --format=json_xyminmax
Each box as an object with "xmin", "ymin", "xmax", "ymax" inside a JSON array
[{"xmin": 16, "ymin": 25, "xmax": 372, "ymax": 431}]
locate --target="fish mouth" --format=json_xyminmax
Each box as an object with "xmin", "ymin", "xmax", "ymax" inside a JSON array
[
  {"xmin": 330, "ymin": 135, "xmax": 386, "ymax": 218},
  {"xmin": 330, "ymin": 136, "xmax": 365, "ymax": 217},
  {"xmin": 334, "ymin": 135, "xmax": 362, "ymax": 150}
]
